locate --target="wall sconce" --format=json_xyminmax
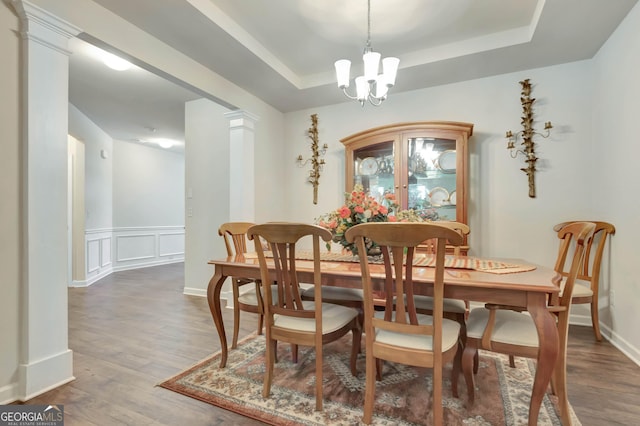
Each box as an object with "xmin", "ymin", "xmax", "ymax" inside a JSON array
[
  {"xmin": 505, "ymin": 79, "xmax": 553, "ymax": 198},
  {"xmin": 297, "ymin": 114, "xmax": 327, "ymax": 204}
]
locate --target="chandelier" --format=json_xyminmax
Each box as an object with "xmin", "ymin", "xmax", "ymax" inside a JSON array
[{"xmin": 334, "ymin": 0, "xmax": 400, "ymax": 106}]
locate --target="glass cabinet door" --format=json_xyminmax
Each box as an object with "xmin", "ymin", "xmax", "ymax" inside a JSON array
[
  {"xmin": 352, "ymin": 140, "xmax": 395, "ymax": 202},
  {"xmin": 406, "ymin": 136, "xmax": 457, "ymax": 221}
]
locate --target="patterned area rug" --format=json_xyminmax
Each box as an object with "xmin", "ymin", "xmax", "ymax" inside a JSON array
[{"xmin": 158, "ymin": 334, "xmax": 579, "ymax": 425}]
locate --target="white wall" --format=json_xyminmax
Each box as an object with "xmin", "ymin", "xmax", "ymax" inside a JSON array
[
  {"xmin": 0, "ymin": 1, "xmax": 21, "ymax": 404},
  {"xmin": 183, "ymin": 99, "xmax": 287, "ymax": 296},
  {"xmin": 112, "ymin": 140, "xmax": 184, "ymax": 227},
  {"xmin": 184, "ymin": 99, "xmax": 231, "ymax": 295},
  {"xmin": 592, "ymin": 1, "xmax": 640, "ymax": 361},
  {"xmin": 69, "ymin": 103, "xmax": 112, "ymax": 230}
]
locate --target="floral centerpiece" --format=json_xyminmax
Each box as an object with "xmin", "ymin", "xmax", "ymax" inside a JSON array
[{"xmin": 315, "ymin": 185, "xmax": 427, "ymax": 256}]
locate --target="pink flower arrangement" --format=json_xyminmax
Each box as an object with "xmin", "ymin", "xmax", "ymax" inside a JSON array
[{"xmin": 316, "ymin": 185, "xmax": 423, "ymax": 255}]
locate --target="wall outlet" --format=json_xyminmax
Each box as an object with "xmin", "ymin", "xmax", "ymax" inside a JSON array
[
  {"xmin": 187, "ymin": 207, "xmax": 193, "ymax": 217},
  {"xmin": 610, "ymin": 290, "xmax": 615, "ymax": 306}
]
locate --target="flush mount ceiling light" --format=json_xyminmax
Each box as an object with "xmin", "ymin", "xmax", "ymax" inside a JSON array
[
  {"xmin": 334, "ymin": 0, "xmax": 400, "ymax": 107},
  {"xmin": 135, "ymin": 137, "xmax": 179, "ymax": 149},
  {"xmin": 152, "ymin": 138, "xmax": 178, "ymax": 149}
]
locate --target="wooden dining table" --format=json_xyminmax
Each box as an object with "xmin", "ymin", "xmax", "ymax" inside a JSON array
[{"xmin": 206, "ymin": 253, "xmax": 568, "ymax": 426}]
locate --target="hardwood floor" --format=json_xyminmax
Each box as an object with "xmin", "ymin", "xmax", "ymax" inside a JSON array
[{"xmin": 18, "ymin": 263, "xmax": 640, "ymax": 425}]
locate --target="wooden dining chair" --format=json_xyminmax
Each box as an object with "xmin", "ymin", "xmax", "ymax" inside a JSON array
[
  {"xmin": 506, "ymin": 220, "xmax": 615, "ymax": 367},
  {"xmin": 218, "ymin": 222, "xmax": 278, "ymax": 349},
  {"xmin": 460, "ymin": 221, "xmax": 596, "ymax": 409},
  {"xmin": 553, "ymin": 220, "xmax": 615, "ymax": 341},
  {"xmin": 345, "ymin": 222, "xmax": 465, "ymax": 425},
  {"xmin": 247, "ymin": 223, "xmax": 362, "ymax": 411}
]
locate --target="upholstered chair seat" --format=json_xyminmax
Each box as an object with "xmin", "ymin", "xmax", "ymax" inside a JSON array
[
  {"xmin": 413, "ymin": 295, "xmax": 467, "ymax": 315},
  {"xmin": 466, "ymin": 308, "xmax": 538, "ymax": 348},
  {"xmin": 373, "ymin": 311, "xmax": 461, "ymax": 351},
  {"xmin": 274, "ymin": 301, "xmax": 359, "ymax": 334}
]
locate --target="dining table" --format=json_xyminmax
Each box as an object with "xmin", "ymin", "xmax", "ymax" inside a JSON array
[{"xmin": 206, "ymin": 252, "xmax": 569, "ymax": 426}]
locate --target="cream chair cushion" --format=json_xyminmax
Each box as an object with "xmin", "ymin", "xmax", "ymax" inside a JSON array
[
  {"xmin": 413, "ymin": 295, "xmax": 467, "ymax": 314},
  {"xmin": 466, "ymin": 308, "xmax": 538, "ymax": 348},
  {"xmin": 559, "ymin": 279, "xmax": 593, "ymax": 298},
  {"xmin": 301, "ymin": 286, "xmax": 364, "ymax": 302},
  {"xmin": 373, "ymin": 311, "xmax": 460, "ymax": 352},
  {"xmin": 237, "ymin": 284, "xmax": 279, "ymax": 306},
  {"xmin": 273, "ymin": 301, "xmax": 358, "ymax": 334}
]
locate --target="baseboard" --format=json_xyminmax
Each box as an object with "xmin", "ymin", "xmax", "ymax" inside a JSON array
[
  {"xmin": 182, "ymin": 289, "xmax": 234, "ymax": 310},
  {"xmin": 569, "ymin": 312, "xmax": 640, "ymax": 367},
  {"xmin": 17, "ymin": 349, "xmax": 75, "ymax": 401},
  {"xmin": 80, "ymin": 266, "xmax": 114, "ymax": 287},
  {"xmin": 183, "ymin": 287, "xmax": 207, "ymax": 297},
  {"xmin": 599, "ymin": 324, "xmax": 640, "ymax": 367},
  {"xmin": 69, "ymin": 279, "xmax": 90, "ymax": 287},
  {"xmin": 73, "ymin": 259, "xmax": 184, "ymax": 287},
  {"xmin": 112, "ymin": 258, "xmax": 184, "ymax": 273}
]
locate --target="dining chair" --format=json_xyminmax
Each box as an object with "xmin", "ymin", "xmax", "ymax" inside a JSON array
[
  {"xmin": 345, "ymin": 222, "xmax": 465, "ymax": 425},
  {"xmin": 553, "ymin": 220, "xmax": 615, "ymax": 341},
  {"xmin": 460, "ymin": 221, "xmax": 596, "ymax": 408},
  {"xmin": 218, "ymin": 222, "xmax": 278, "ymax": 349},
  {"xmin": 505, "ymin": 220, "xmax": 615, "ymax": 367},
  {"xmin": 247, "ymin": 223, "xmax": 362, "ymax": 411}
]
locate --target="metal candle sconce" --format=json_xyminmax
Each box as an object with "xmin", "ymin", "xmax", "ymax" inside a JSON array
[
  {"xmin": 505, "ymin": 79, "xmax": 553, "ymax": 198},
  {"xmin": 297, "ymin": 114, "xmax": 327, "ymax": 204}
]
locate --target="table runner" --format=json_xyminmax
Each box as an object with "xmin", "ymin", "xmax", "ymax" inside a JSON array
[{"xmin": 290, "ymin": 250, "xmax": 536, "ymax": 274}]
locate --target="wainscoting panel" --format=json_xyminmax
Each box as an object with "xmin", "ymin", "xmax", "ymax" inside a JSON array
[
  {"xmin": 159, "ymin": 232, "xmax": 185, "ymax": 257},
  {"xmin": 116, "ymin": 234, "xmax": 156, "ymax": 262},
  {"xmin": 80, "ymin": 226, "xmax": 184, "ymax": 286},
  {"xmin": 101, "ymin": 238, "xmax": 112, "ymax": 267},
  {"xmin": 82, "ymin": 231, "xmax": 113, "ymax": 286},
  {"xmin": 87, "ymin": 239, "xmax": 101, "ymax": 273}
]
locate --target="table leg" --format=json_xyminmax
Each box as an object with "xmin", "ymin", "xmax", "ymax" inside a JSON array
[
  {"xmin": 527, "ymin": 292, "xmax": 559, "ymax": 426},
  {"xmin": 206, "ymin": 266, "xmax": 228, "ymax": 368},
  {"xmin": 554, "ymin": 309, "xmax": 572, "ymax": 425}
]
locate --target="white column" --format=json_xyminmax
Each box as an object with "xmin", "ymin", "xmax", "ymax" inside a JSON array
[
  {"xmin": 225, "ymin": 110, "xmax": 259, "ymax": 222},
  {"xmin": 11, "ymin": 0, "xmax": 80, "ymax": 399}
]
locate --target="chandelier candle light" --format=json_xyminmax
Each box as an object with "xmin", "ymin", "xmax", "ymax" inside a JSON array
[
  {"xmin": 505, "ymin": 79, "xmax": 553, "ymax": 198},
  {"xmin": 334, "ymin": 0, "xmax": 400, "ymax": 106},
  {"xmin": 297, "ymin": 114, "xmax": 327, "ymax": 204}
]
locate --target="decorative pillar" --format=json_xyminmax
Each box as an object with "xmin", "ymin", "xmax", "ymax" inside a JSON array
[
  {"xmin": 225, "ymin": 110, "xmax": 259, "ymax": 222},
  {"xmin": 11, "ymin": 0, "xmax": 80, "ymax": 399}
]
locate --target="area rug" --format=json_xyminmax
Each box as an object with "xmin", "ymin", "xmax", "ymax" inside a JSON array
[{"xmin": 158, "ymin": 334, "xmax": 580, "ymax": 425}]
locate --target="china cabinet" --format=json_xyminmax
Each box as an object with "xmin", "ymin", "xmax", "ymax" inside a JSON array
[{"xmin": 341, "ymin": 121, "xmax": 473, "ymax": 251}]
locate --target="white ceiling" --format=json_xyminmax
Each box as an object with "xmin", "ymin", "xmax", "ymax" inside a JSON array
[{"xmin": 68, "ymin": 0, "xmax": 638, "ymax": 151}]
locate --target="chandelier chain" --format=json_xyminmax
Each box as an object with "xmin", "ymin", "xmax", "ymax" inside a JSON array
[{"xmin": 366, "ymin": 0, "xmax": 371, "ymax": 49}]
